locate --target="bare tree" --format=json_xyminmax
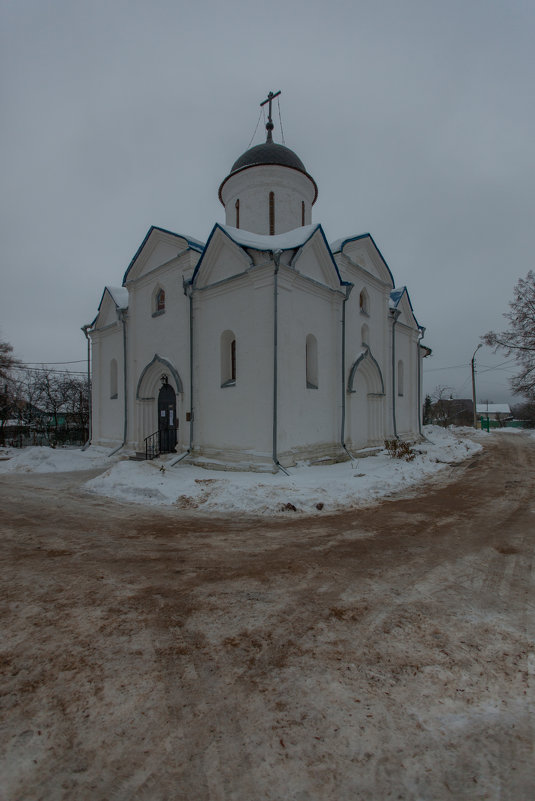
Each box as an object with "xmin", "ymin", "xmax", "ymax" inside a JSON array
[
  {"xmin": 483, "ymin": 270, "xmax": 535, "ymax": 399},
  {"xmin": 0, "ymin": 340, "xmax": 17, "ymax": 381}
]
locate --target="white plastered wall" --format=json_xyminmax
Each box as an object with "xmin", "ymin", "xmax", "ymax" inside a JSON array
[{"xmin": 221, "ymin": 165, "xmax": 316, "ymax": 235}]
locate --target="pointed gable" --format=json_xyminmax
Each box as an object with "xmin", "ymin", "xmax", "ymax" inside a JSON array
[
  {"xmin": 92, "ymin": 286, "xmax": 128, "ymax": 329},
  {"xmin": 123, "ymin": 226, "xmax": 204, "ymax": 285},
  {"xmin": 192, "ymin": 223, "xmax": 344, "ymax": 291},
  {"xmin": 390, "ymin": 286, "xmax": 419, "ymax": 328},
  {"xmin": 331, "ymin": 233, "xmax": 395, "ymax": 288}
]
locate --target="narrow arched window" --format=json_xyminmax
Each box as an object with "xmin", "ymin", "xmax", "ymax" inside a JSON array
[
  {"xmin": 398, "ymin": 360, "xmax": 404, "ymax": 396},
  {"xmin": 235, "ymin": 198, "xmax": 240, "ymax": 229},
  {"xmin": 221, "ymin": 330, "xmax": 237, "ymax": 387},
  {"xmin": 306, "ymin": 334, "xmax": 318, "ymax": 389},
  {"xmin": 301, "ymin": 201, "xmax": 305, "ymax": 227},
  {"xmin": 359, "ymin": 289, "xmax": 369, "ymax": 315},
  {"xmin": 110, "ymin": 358, "xmax": 118, "ymax": 399},
  {"xmin": 361, "ymin": 324, "xmax": 369, "ymax": 347},
  {"xmin": 269, "ymin": 191, "xmax": 275, "ymax": 235},
  {"xmin": 157, "ymin": 289, "xmax": 165, "ymax": 312}
]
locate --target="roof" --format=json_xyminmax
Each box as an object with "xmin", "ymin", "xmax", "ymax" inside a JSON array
[
  {"xmin": 191, "ymin": 223, "xmax": 346, "ymax": 287},
  {"xmin": 219, "ymin": 139, "xmax": 318, "ymax": 204},
  {"xmin": 122, "ymin": 226, "xmax": 205, "ymax": 285},
  {"xmin": 231, "ymin": 141, "xmax": 307, "ymax": 174},
  {"xmin": 105, "ymin": 286, "xmax": 129, "ymax": 309},
  {"xmin": 476, "ymin": 403, "xmax": 512, "ymax": 415},
  {"xmin": 330, "ymin": 233, "xmax": 396, "ymax": 288}
]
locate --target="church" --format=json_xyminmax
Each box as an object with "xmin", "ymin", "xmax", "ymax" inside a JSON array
[{"xmin": 87, "ymin": 94, "xmax": 429, "ymax": 472}]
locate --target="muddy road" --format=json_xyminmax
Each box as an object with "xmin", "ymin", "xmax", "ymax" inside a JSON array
[{"xmin": 1, "ymin": 434, "xmax": 534, "ymax": 800}]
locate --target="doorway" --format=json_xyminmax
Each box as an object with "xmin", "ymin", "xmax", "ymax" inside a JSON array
[{"xmin": 158, "ymin": 378, "xmax": 177, "ymax": 453}]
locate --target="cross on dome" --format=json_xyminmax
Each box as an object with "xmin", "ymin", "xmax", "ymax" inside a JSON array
[{"xmin": 260, "ymin": 90, "xmax": 281, "ymax": 143}]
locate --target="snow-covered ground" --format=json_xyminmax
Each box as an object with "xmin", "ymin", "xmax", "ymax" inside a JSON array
[{"xmin": 1, "ymin": 426, "xmax": 488, "ymax": 515}]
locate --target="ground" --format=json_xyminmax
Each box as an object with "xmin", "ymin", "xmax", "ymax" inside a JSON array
[{"xmin": 1, "ymin": 434, "xmax": 534, "ymax": 800}]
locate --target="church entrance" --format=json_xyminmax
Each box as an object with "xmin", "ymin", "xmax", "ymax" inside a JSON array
[{"xmin": 158, "ymin": 377, "xmax": 177, "ymax": 453}]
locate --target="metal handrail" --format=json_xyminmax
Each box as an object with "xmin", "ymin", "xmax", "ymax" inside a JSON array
[{"xmin": 144, "ymin": 430, "xmax": 160, "ymax": 460}]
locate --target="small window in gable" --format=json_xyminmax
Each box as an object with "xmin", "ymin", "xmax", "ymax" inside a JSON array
[
  {"xmin": 398, "ymin": 360, "xmax": 404, "ymax": 396},
  {"xmin": 359, "ymin": 288, "xmax": 369, "ymax": 315},
  {"xmin": 110, "ymin": 358, "xmax": 118, "ymax": 399},
  {"xmin": 306, "ymin": 334, "xmax": 318, "ymax": 389},
  {"xmin": 221, "ymin": 330, "xmax": 237, "ymax": 387}
]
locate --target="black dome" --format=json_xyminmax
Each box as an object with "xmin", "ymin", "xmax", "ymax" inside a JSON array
[{"xmin": 230, "ymin": 141, "xmax": 307, "ymax": 174}]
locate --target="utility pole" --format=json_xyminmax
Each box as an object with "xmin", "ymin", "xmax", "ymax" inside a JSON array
[{"xmin": 471, "ymin": 344, "xmax": 482, "ymax": 428}]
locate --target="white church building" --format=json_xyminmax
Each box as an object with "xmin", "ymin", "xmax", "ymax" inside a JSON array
[{"xmin": 87, "ymin": 95, "xmax": 429, "ymax": 472}]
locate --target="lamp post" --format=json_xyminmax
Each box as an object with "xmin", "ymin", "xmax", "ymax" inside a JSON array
[{"xmin": 471, "ymin": 344, "xmax": 482, "ymax": 428}]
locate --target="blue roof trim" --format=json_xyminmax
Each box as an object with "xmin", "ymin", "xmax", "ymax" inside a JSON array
[
  {"xmin": 331, "ymin": 233, "xmax": 395, "ymax": 288},
  {"xmin": 390, "ymin": 285, "xmax": 421, "ymax": 328},
  {"xmin": 122, "ymin": 226, "xmax": 205, "ymax": 285},
  {"xmin": 191, "ymin": 223, "xmax": 346, "ymax": 287}
]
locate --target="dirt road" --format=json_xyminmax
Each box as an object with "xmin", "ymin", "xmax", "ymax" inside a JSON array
[{"xmin": 1, "ymin": 434, "xmax": 534, "ymax": 800}]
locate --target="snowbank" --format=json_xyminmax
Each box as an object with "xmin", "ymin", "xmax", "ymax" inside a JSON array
[
  {"xmin": 82, "ymin": 426, "xmax": 482, "ymax": 515},
  {"xmin": 0, "ymin": 445, "xmax": 113, "ymax": 473}
]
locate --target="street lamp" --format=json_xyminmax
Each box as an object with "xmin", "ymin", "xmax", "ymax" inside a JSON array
[{"xmin": 471, "ymin": 344, "xmax": 482, "ymax": 428}]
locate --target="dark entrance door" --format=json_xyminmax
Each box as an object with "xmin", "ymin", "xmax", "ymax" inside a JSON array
[{"xmin": 158, "ymin": 380, "xmax": 177, "ymax": 453}]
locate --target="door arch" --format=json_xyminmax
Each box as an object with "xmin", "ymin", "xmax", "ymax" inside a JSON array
[{"xmin": 158, "ymin": 378, "xmax": 177, "ymax": 453}]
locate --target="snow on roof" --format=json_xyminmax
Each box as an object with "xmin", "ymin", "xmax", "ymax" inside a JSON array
[
  {"xmin": 476, "ymin": 404, "xmax": 511, "ymax": 415},
  {"xmin": 220, "ymin": 223, "xmax": 320, "ymax": 251},
  {"xmin": 389, "ymin": 286, "xmax": 407, "ymax": 308},
  {"xmin": 106, "ymin": 286, "xmax": 129, "ymax": 309}
]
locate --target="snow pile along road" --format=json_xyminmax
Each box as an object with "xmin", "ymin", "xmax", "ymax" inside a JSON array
[
  {"xmin": 80, "ymin": 426, "xmax": 482, "ymax": 515},
  {"xmin": 0, "ymin": 445, "xmax": 113, "ymax": 473}
]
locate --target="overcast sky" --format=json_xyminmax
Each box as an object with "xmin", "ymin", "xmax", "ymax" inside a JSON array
[{"xmin": 1, "ymin": 0, "xmax": 533, "ymax": 403}]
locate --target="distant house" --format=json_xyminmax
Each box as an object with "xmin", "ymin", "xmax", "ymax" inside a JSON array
[{"xmin": 476, "ymin": 404, "xmax": 513, "ymax": 427}]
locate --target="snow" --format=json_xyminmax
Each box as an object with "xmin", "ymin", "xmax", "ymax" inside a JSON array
[
  {"xmin": 476, "ymin": 403, "xmax": 511, "ymax": 415},
  {"xmin": 220, "ymin": 223, "xmax": 319, "ymax": 252},
  {"xmin": 106, "ymin": 286, "xmax": 129, "ymax": 309},
  {"xmin": 0, "ymin": 445, "xmax": 113, "ymax": 473},
  {"xmin": 79, "ymin": 426, "xmax": 480, "ymax": 515}
]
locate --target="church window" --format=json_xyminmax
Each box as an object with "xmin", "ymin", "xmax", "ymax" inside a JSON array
[
  {"xmin": 235, "ymin": 199, "xmax": 240, "ymax": 229},
  {"xmin": 110, "ymin": 358, "xmax": 118, "ymax": 399},
  {"xmin": 153, "ymin": 287, "xmax": 166, "ymax": 316},
  {"xmin": 398, "ymin": 360, "xmax": 404, "ymax": 396},
  {"xmin": 306, "ymin": 334, "xmax": 318, "ymax": 389},
  {"xmin": 269, "ymin": 191, "xmax": 275, "ymax": 235},
  {"xmin": 301, "ymin": 201, "xmax": 305, "ymax": 227},
  {"xmin": 361, "ymin": 324, "xmax": 369, "ymax": 347},
  {"xmin": 221, "ymin": 330, "xmax": 237, "ymax": 387},
  {"xmin": 359, "ymin": 288, "xmax": 369, "ymax": 315}
]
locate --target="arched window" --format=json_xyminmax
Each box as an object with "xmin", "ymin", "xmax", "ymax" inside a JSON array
[
  {"xmin": 269, "ymin": 191, "xmax": 275, "ymax": 235},
  {"xmin": 306, "ymin": 334, "xmax": 318, "ymax": 389},
  {"xmin": 359, "ymin": 288, "xmax": 369, "ymax": 315},
  {"xmin": 110, "ymin": 358, "xmax": 118, "ymax": 399},
  {"xmin": 398, "ymin": 360, "xmax": 404, "ymax": 396},
  {"xmin": 235, "ymin": 198, "xmax": 240, "ymax": 229},
  {"xmin": 153, "ymin": 287, "xmax": 166, "ymax": 316},
  {"xmin": 361, "ymin": 324, "xmax": 369, "ymax": 347},
  {"xmin": 221, "ymin": 330, "xmax": 237, "ymax": 387},
  {"xmin": 301, "ymin": 201, "xmax": 305, "ymax": 227}
]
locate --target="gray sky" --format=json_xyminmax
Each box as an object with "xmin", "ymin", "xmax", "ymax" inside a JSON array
[{"xmin": 1, "ymin": 0, "xmax": 533, "ymax": 403}]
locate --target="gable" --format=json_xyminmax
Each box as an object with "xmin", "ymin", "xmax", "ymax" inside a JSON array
[
  {"xmin": 192, "ymin": 226, "xmax": 253, "ymax": 289},
  {"xmin": 93, "ymin": 287, "xmax": 126, "ymax": 329},
  {"xmin": 123, "ymin": 227, "xmax": 204, "ymax": 285},
  {"xmin": 292, "ymin": 231, "xmax": 343, "ymax": 291},
  {"xmin": 391, "ymin": 287, "xmax": 419, "ymax": 329},
  {"xmin": 333, "ymin": 234, "xmax": 394, "ymax": 288}
]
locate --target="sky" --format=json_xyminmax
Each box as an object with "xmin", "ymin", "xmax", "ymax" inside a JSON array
[{"xmin": 1, "ymin": 0, "xmax": 534, "ymax": 404}]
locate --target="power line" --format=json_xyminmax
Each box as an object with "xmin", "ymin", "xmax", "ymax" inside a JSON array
[{"xmin": 11, "ymin": 365, "xmax": 86, "ymax": 376}]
